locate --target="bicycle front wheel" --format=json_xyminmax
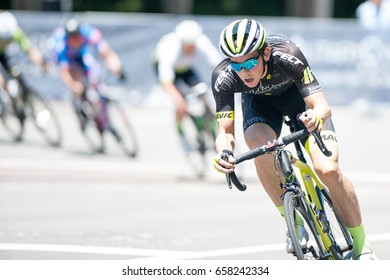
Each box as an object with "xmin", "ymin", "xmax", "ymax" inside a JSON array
[
  {"xmin": 25, "ymin": 90, "xmax": 63, "ymax": 147},
  {"xmin": 319, "ymin": 187, "xmax": 354, "ymax": 260},
  {"xmin": 0, "ymin": 89, "xmax": 24, "ymax": 141},
  {"xmin": 107, "ymin": 102, "xmax": 138, "ymax": 158},
  {"xmin": 284, "ymin": 191, "xmax": 329, "ymax": 260}
]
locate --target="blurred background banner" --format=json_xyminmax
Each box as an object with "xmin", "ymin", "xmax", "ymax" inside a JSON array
[{"xmin": 7, "ymin": 11, "xmax": 390, "ymax": 106}]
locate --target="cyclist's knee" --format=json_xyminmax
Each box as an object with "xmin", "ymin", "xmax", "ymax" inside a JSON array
[
  {"xmin": 244, "ymin": 123, "xmax": 276, "ymax": 149},
  {"xmin": 314, "ymin": 161, "xmax": 340, "ymax": 179}
]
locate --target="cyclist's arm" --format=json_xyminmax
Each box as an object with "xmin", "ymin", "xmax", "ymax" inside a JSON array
[
  {"xmin": 161, "ymin": 80, "xmax": 186, "ymax": 118},
  {"xmin": 86, "ymin": 25, "xmax": 123, "ymax": 78},
  {"xmin": 27, "ymin": 45, "xmax": 47, "ymax": 72},
  {"xmin": 215, "ymin": 118, "xmax": 235, "ymax": 153},
  {"xmin": 100, "ymin": 45, "xmax": 123, "ymax": 77},
  {"xmin": 300, "ymin": 91, "xmax": 331, "ymax": 132},
  {"xmin": 214, "ymin": 117, "xmax": 236, "ymax": 173},
  {"xmin": 157, "ymin": 47, "xmax": 186, "ymax": 116},
  {"xmin": 13, "ymin": 27, "xmax": 47, "ymax": 72}
]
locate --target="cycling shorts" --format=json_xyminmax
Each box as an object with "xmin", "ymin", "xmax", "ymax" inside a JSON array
[{"xmin": 241, "ymin": 84, "xmax": 335, "ymax": 145}]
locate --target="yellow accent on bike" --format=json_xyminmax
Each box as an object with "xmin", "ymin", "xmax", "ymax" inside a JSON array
[{"xmin": 304, "ymin": 130, "xmax": 337, "ymax": 155}]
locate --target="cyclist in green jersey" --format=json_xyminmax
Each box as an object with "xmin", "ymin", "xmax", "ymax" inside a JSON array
[{"xmin": 0, "ymin": 11, "xmax": 48, "ymax": 91}]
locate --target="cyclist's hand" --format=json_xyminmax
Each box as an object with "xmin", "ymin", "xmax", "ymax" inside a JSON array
[
  {"xmin": 118, "ymin": 71, "xmax": 127, "ymax": 82},
  {"xmin": 298, "ymin": 109, "xmax": 323, "ymax": 132},
  {"xmin": 213, "ymin": 149, "xmax": 235, "ymax": 173}
]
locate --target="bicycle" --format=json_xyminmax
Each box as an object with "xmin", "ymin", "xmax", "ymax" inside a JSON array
[
  {"xmin": 0, "ymin": 65, "xmax": 62, "ymax": 147},
  {"xmin": 225, "ymin": 118, "xmax": 354, "ymax": 260},
  {"xmin": 74, "ymin": 79, "xmax": 138, "ymax": 158},
  {"xmin": 179, "ymin": 82, "xmax": 217, "ymax": 177}
]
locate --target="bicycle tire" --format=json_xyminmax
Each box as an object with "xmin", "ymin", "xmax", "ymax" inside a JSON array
[
  {"xmin": 182, "ymin": 113, "xmax": 212, "ymax": 177},
  {"xmin": 318, "ymin": 186, "xmax": 355, "ymax": 259},
  {"xmin": 0, "ymin": 89, "xmax": 24, "ymax": 141},
  {"xmin": 107, "ymin": 101, "xmax": 138, "ymax": 158},
  {"xmin": 78, "ymin": 99, "xmax": 106, "ymax": 154},
  {"xmin": 25, "ymin": 90, "xmax": 63, "ymax": 147},
  {"xmin": 284, "ymin": 191, "xmax": 330, "ymax": 260}
]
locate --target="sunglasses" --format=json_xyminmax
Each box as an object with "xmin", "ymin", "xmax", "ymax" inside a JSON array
[{"xmin": 230, "ymin": 55, "xmax": 261, "ymax": 72}]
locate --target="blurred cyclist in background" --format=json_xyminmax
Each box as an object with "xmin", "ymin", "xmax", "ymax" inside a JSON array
[
  {"xmin": 0, "ymin": 10, "xmax": 48, "ymax": 137},
  {"xmin": 0, "ymin": 10, "xmax": 48, "ymax": 95},
  {"xmin": 51, "ymin": 17, "xmax": 125, "ymax": 131},
  {"xmin": 356, "ymin": 0, "xmax": 390, "ymax": 30},
  {"xmin": 152, "ymin": 19, "xmax": 222, "ymax": 155}
]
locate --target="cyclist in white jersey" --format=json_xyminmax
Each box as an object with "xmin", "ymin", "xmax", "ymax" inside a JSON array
[{"xmin": 152, "ymin": 19, "xmax": 222, "ymax": 155}]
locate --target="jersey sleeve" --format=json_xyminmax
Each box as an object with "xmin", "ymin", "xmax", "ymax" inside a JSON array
[
  {"xmin": 211, "ymin": 59, "xmax": 236, "ymax": 121},
  {"xmin": 82, "ymin": 25, "xmax": 109, "ymax": 54},
  {"xmin": 51, "ymin": 28, "xmax": 69, "ymax": 66},
  {"xmin": 287, "ymin": 45, "xmax": 322, "ymax": 98},
  {"xmin": 12, "ymin": 27, "xmax": 31, "ymax": 52}
]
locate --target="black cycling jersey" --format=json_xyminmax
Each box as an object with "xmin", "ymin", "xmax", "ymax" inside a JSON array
[{"xmin": 211, "ymin": 35, "xmax": 322, "ymax": 114}]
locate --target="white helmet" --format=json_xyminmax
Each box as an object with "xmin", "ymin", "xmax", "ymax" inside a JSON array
[
  {"xmin": 219, "ymin": 18, "xmax": 267, "ymax": 58},
  {"xmin": 175, "ymin": 20, "xmax": 203, "ymax": 44},
  {"xmin": 0, "ymin": 11, "xmax": 18, "ymax": 40}
]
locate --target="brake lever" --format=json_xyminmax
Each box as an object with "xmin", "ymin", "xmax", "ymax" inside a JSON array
[
  {"xmin": 226, "ymin": 171, "xmax": 247, "ymax": 191},
  {"xmin": 312, "ymin": 130, "xmax": 332, "ymax": 157}
]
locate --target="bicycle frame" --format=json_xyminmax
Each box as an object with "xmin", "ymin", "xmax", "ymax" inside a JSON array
[{"xmin": 288, "ymin": 154, "xmax": 339, "ymax": 259}]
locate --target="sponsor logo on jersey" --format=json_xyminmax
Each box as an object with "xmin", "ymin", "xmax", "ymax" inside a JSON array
[
  {"xmin": 216, "ymin": 111, "xmax": 234, "ymax": 120},
  {"xmin": 214, "ymin": 71, "xmax": 229, "ymax": 92},
  {"xmin": 302, "ymin": 67, "xmax": 315, "ymax": 84},
  {"xmin": 272, "ymin": 51, "xmax": 304, "ymax": 65}
]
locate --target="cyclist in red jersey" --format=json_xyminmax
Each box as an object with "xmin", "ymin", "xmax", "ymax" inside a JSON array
[{"xmin": 212, "ymin": 18, "xmax": 377, "ymax": 260}]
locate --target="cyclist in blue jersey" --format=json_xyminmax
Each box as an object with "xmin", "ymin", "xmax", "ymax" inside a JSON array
[
  {"xmin": 212, "ymin": 18, "xmax": 377, "ymax": 260},
  {"xmin": 51, "ymin": 18, "xmax": 125, "ymax": 130}
]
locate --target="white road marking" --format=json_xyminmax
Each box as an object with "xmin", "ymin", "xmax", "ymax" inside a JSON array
[
  {"xmin": 0, "ymin": 233, "xmax": 389, "ymax": 259},
  {"xmin": 1, "ymin": 158, "xmax": 390, "ymax": 184}
]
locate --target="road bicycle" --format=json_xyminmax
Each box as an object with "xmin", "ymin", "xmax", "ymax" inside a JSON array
[
  {"xmin": 74, "ymin": 79, "xmax": 138, "ymax": 158},
  {"xmin": 225, "ymin": 118, "xmax": 354, "ymax": 260},
  {"xmin": 0, "ymin": 65, "xmax": 62, "ymax": 147},
  {"xmin": 179, "ymin": 82, "xmax": 217, "ymax": 177}
]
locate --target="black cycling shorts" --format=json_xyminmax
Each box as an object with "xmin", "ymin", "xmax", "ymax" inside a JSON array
[
  {"xmin": 153, "ymin": 62, "xmax": 201, "ymax": 91},
  {"xmin": 241, "ymin": 84, "xmax": 335, "ymax": 139}
]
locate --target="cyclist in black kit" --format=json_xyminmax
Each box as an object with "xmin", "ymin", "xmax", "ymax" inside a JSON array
[{"xmin": 212, "ymin": 18, "xmax": 377, "ymax": 260}]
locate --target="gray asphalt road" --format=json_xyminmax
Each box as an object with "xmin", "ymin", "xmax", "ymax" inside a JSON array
[{"xmin": 0, "ymin": 101, "xmax": 389, "ymax": 260}]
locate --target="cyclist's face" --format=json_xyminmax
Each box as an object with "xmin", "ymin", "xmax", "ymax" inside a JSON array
[
  {"xmin": 230, "ymin": 49, "xmax": 269, "ymax": 88},
  {"xmin": 67, "ymin": 34, "xmax": 83, "ymax": 48},
  {"xmin": 182, "ymin": 43, "xmax": 195, "ymax": 55}
]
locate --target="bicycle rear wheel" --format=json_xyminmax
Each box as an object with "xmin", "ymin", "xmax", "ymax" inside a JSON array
[
  {"xmin": 107, "ymin": 101, "xmax": 138, "ymax": 158},
  {"xmin": 284, "ymin": 191, "xmax": 329, "ymax": 260},
  {"xmin": 0, "ymin": 89, "xmax": 23, "ymax": 141},
  {"xmin": 25, "ymin": 90, "xmax": 62, "ymax": 147}
]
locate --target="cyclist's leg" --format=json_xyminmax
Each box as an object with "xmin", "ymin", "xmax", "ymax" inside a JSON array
[
  {"xmin": 242, "ymin": 94, "xmax": 284, "ymax": 206},
  {"xmin": 67, "ymin": 65, "xmax": 88, "ymax": 130},
  {"xmin": 305, "ymin": 121, "xmax": 376, "ymax": 258},
  {"xmin": 173, "ymin": 71, "xmax": 198, "ymax": 155}
]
